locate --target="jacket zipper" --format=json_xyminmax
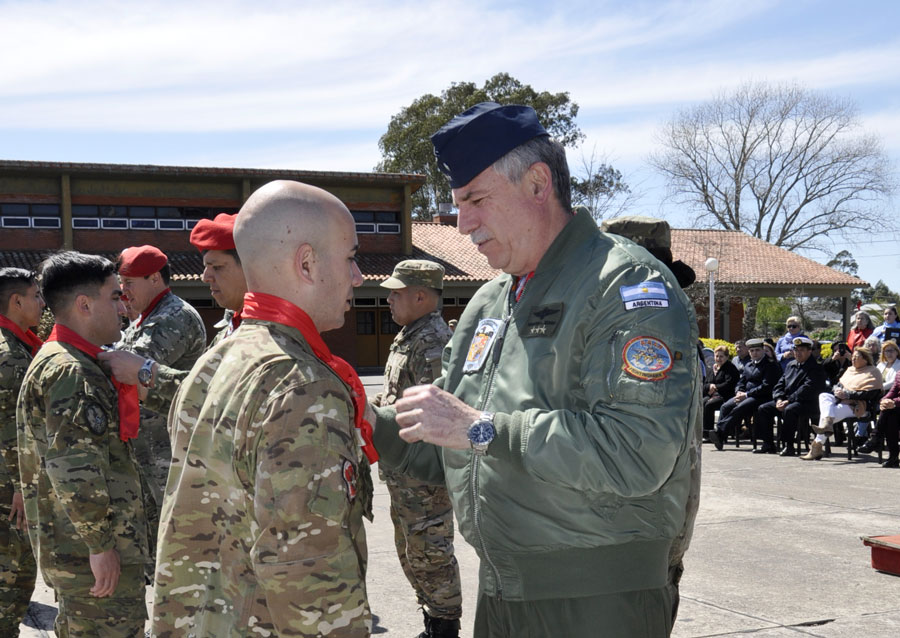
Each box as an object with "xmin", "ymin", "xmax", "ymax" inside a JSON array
[
  {"xmin": 469, "ymin": 282, "xmax": 523, "ymax": 600},
  {"xmin": 607, "ymin": 330, "xmax": 623, "ymax": 400}
]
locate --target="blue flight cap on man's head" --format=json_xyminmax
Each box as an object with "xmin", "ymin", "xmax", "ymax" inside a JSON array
[{"xmin": 430, "ymin": 102, "xmax": 549, "ymax": 189}]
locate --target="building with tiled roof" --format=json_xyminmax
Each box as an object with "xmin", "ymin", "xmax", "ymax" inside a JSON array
[
  {"xmin": 671, "ymin": 229, "xmax": 866, "ymax": 340},
  {"xmin": 673, "ymin": 229, "xmax": 864, "ymax": 290},
  {"xmin": 1, "ymin": 159, "xmax": 864, "ymax": 363}
]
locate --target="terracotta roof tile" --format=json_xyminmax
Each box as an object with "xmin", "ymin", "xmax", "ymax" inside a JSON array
[
  {"xmin": 0, "ymin": 227, "xmax": 865, "ymax": 289},
  {"xmin": 671, "ymin": 229, "xmax": 867, "ymax": 288},
  {"xmin": 356, "ymin": 228, "xmax": 500, "ymax": 282}
]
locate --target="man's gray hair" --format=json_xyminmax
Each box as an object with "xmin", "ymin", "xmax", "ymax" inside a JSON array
[{"xmin": 492, "ymin": 136, "xmax": 572, "ymax": 212}]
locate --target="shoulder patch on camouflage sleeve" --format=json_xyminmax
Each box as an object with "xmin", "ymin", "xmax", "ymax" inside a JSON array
[{"xmin": 84, "ymin": 402, "xmax": 108, "ymax": 435}]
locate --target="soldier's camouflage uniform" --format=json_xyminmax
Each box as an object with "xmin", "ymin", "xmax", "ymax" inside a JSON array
[
  {"xmin": 16, "ymin": 340, "xmax": 151, "ymax": 637},
  {"xmin": 116, "ymin": 290, "xmax": 205, "ymax": 516},
  {"xmin": 376, "ymin": 310, "xmax": 462, "ymax": 621},
  {"xmin": 0, "ymin": 324, "xmax": 37, "ymax": 636},
  {"xmin": 208, "ymin": 308, "xmax": 239, "ymax": 350},
  {"xmin": 151, "ymin": 318, "xmax": 372, "ymax": 638}
]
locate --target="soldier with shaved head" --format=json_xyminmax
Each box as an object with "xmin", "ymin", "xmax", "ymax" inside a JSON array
[{"xmin": 151, "ymin": 180, "xmax": 375, "ymax": 637}]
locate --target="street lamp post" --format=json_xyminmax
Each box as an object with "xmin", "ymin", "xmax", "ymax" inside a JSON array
[{"xmin": 704, "ymin": 258, "xmax": 720, "ymax": 340}]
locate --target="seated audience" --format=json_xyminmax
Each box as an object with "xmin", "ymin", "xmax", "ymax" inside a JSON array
[
  {"xmin": 732, "ymin": 340, "xmax": 751, "ymax": 373},
  {"xmin": 864, "ymin": 373, "xmax": 900, "ymax": 467},
  {"xmin": 709, "ymin": 338, "xmax": 781, "ymax": 450},
  {"xmin": 802, "ymin": 346, "xmax": 882, "ymax": 460},
  {"xmin": 863, "ymin": 335, "xmax": 882, "ymax": 359},
  {"xmin": 878, "ymin": 340, "xmax": 900, "ymax": 387},
  {"xmin": 763, "ymin": 341, "xmax": 777, "ymax": 363},
  {"xmin": 754, "ymin": 336, "xmax": 826, "ymax": 456},
  {"xmin": 775, "ymin": 317, "xmax": 805, "ymax": 370},
  {"xmin": 872, "ymin": 305, "xmax": 900, "ymax": 341},
  {"xmin": 824, "ymin": 341, "xmax": 852, "ymax": 387},
  {"xmin": 703, "ymin": 345, "xmax": 740, "ymax": 438},
  {"xmin": 847, "ymin": 311, "xmax": 874, "ymax": 351}
]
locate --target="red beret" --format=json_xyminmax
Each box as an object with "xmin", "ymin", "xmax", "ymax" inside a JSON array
[
  {"xmin": 189, "ymin": 213, "xmax": 238, "ymax": 252},
  {"xmin": 118, "ymin": 245, "xmax": 168, "ymax": 277}
]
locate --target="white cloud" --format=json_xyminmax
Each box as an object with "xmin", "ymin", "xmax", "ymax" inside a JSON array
[{"xmin": 0, "ymin": 0, "xmax": 780, "ymax": 131}]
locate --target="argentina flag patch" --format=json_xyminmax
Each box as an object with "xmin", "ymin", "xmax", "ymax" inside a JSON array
[{"xmin": 619, "ymin": 281, "xmax": 669, "ymax": 310}]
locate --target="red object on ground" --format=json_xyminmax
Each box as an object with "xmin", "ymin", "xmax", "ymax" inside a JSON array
[{"xmin": 860, "ymin": 535, "xmax": 900, "ymax": 575}]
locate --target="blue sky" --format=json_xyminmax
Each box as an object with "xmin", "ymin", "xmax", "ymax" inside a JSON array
[{"xmin": 2, "ymin": 0, "xmax": 898, "ymax": 294}]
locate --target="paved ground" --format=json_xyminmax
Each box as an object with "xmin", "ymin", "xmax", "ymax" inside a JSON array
[{"xmin": 17, "ymin": 375, "xmax": 900, "ymax": 636}]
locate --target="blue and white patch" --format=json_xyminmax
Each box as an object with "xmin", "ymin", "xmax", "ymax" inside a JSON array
[{"xmin": 619, "ymin": 281, "xmax": 669, "ymax": 310}]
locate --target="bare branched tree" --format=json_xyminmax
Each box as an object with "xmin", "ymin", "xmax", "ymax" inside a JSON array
[
  {"xmin": 570, "ymin": 146, "xmax": 637, "ymax": 221},
  {"xmin": 651, "ymin": 81, "xmax": 893, "ymax": 253}
]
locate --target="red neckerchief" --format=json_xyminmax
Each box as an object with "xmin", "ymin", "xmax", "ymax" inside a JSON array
[
  {"xmin": 230, "ymin": 308, "xmax": 242, "ymax": 333},
  {"xmin": 136, "ymin": 287, "xmax": 171, "ymax": 327},
  {"xmin": 0, "ymin": 313, "xmax": 43, "ymax": 356},
  {"xmin": 242, "ymin": 292, "xmax": 378, "ymax": 463},
  {"xmin": 514, "ymin": 271, "xmax": 534, "ymax": 303},
  {"xmin": 46, "ymin": 324, "xmax": 140, "ymax": 442}
]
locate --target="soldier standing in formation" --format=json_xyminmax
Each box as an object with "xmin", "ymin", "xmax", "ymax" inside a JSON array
[
  {"xmin": 152, "ymin": 180, "xmax": 375, "ymax": 637},
  {"xmin": 189, "ymin": 212, "xmax": 247, "ymax": 346},
  {"xmin": 17, "ymin": 252, "xmax": 150, "ymax": 637},
  {"xmin": 110, "ymin": 245, "xmax": 206, "ymax": 519},
  {"xmin": 376, "ymin": 260, "xmax": 462, "ymax": 638},
  {"xmin": 0, "ymin": 268, "xmax": 43, "ymax": 636}
]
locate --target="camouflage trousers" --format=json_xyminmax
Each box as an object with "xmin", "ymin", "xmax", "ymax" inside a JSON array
[
  {"xmin": 132, "ymin": 411, "xmax": 171, "ymax": 520},
  {"xmin": 50, "ymin": 563, "xmax": 147, "ymax": 638},
  {"xmin": 379, "ymin": 465, "xmax": 462, "ymax": 620},
  {"xmin": 0, "ymin": 487, "xmax": 37, "ymax": 637}
]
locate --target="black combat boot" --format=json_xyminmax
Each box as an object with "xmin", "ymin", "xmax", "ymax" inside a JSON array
[
  {"xmin": 858, "ymin": 433, "xmax": 883, "ymax": 454},
  {"xmin": 417, "ymin": 610, "xmax": 460, "ymax": 638}
]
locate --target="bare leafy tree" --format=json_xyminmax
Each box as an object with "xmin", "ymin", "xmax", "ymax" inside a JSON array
[{"xmin": 651, "ymin": 81, "xmax": 893, "ymax": 253}]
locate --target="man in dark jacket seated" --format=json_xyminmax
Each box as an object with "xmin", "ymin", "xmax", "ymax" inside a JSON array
[
  {"xmin": 753, "ymin": 336, "xmax": 827, "ymax": 456},
  {"xmin": 709, "ymin": 338, "xmax": 781, "ymax": 450}
]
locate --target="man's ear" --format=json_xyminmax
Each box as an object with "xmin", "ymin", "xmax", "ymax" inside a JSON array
[
  {"xmin": 295, "ymin": 243, "xmax": 316, "ymax": 285},
  {"xmin": 74, "ymin": 293, "xmax": 92, "ymax": 317},
  {"xmin": 526, "ymin": 162, "xmax": 553, "ymax": 205}
]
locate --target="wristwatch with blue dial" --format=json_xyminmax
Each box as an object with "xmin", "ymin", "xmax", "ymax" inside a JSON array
[
  {"xmin": 137, "ymin": 358, "xmax": 155, "ymax": 388},
  {"xmin": 467, "ymin": 411, "xmax": 495, "ymax": 455}
]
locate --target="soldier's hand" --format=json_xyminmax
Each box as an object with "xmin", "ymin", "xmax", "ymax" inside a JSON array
[
  {"xmin": 97, "ymin": 350, "xmax": 144, "ymax": 385},
  {"xmin": 89, "ymin": 548, "xmax": 121, "ymax": 597},
  {"xmin": 9, "ymin": 491, "xmax": 26, "ymax": 531},
  {"xmin": 394, "ymin": 385, "xmax": 480, "ymax": 449}
]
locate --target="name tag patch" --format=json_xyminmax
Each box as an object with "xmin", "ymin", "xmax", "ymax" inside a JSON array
[
  {"xmin": 464, "ymin": 318, "xmax": 501, "ymax": 373},
  {"xmin": 622, "ymin": 336, "xmax": 673, "ymax": 381},
  {"xmin": 620, "ymin": 281, "xmax": 669, "ymax": 310},
  {"xmin": 523, "ymin": 303, "xmax": 563, "ymax": 338}
]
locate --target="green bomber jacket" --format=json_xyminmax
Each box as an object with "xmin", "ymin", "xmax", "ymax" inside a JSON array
[{"xmin": 374, "ymin": 209, "xmax": 701, "ymax": 601}]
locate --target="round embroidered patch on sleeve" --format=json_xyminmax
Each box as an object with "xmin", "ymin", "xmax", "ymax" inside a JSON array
[
  {"xmin": 622, "ymin": 336, "xmax": 674, "ymax": 381},
  {"xmin": 84, "ymin": 402, "xmax": 108, "ymax": 435}
]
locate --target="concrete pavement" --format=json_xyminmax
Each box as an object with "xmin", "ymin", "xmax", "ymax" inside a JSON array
[{"xmin": 18, "ymin": 376, "xmax": 900, "ymax": 636}]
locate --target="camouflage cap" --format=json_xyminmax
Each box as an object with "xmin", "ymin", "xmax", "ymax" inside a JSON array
[
  {"xmin": 380, "ymin": 259, "xmax": 445, "ymax": 290},
  {"xmin": 600, "ymin": 215, "xmax": 696, "ymax": 289},
  {"xmin": 600, "ymin": 216, "xmax": 672, "ymax": 251}
]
